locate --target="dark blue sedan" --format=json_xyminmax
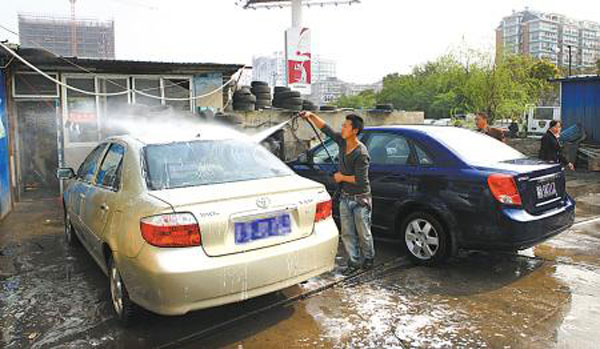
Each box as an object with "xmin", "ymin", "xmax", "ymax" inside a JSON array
[{"xmin": 288, "ymin": 125, "xmax": 575, "ymax": 265}]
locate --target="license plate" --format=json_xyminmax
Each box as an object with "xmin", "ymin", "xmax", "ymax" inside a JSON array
[
  {"xmin": 536, "ymin": 181, "xmax": 557, "ymax": 200},
  {"xmin": 234, "ymin": 214, "xmax": 292, "ymax": 244}
]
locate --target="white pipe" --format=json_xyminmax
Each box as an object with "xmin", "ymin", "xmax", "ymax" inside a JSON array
[
  {"xmin": 0, "ymin": 41, "xmax": 246, "ymax": 100},
  {"xmin": 292, "ymin": 0, "xmax": 303, "ymax": 28}
]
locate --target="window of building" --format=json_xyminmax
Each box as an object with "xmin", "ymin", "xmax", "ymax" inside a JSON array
[
  {"xmin": 133, "ymin": 78, "xmax": 162, "ymax": 106},
  {"xmin": 98, "ymin": 77, "xmax": 130, "ymax": 139},
  {"xmin": 163, "ymin": 78, "xmax": 191, "ymax": 112},
  {"xmin": 65, "ymin": 77, "xmax": 99, "ymax": 144},
  {"xmin": 13, "ymin": 72, "xmax": 59, "ymax": 98}
]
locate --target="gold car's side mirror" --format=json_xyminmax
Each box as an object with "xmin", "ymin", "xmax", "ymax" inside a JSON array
[{"xmin": 56, "ymin": 168, "xmax": 75, "ymax": 180}]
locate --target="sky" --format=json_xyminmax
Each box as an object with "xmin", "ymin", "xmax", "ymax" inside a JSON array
[{"xmin": 1, "ymin": 0, "xmax": 599, "ymax": 84}]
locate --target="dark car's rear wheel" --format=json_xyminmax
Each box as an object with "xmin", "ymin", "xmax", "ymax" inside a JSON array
[
  {"xmin": 109, "ymin": 255, "xmax": 138, "ymax": 325},
  {"xmin": 401, "ymin": 212, "xmax": 450, "ymax": 265}
]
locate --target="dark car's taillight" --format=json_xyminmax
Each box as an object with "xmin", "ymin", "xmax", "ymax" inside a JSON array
[
  {"xmin": 487, "ymin": 174, "xmax": 522, "ymax": 206},
  {"xmin": 315, "ymin": 200, "xmax": 333, "ymax": 222},
  {"xmin": 140, "ymin": 213, "xmax": 201, "ymax": 247}
]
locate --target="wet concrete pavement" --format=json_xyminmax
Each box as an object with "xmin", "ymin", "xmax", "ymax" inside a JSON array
[{"xmin": 1, "ymin": 173, "xmax": 600, "ymax": 348}]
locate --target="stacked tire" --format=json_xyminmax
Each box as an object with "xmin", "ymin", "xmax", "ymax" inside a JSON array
[
  {"xmin": 273, "ymin": 87, "xmax": 303, "ymax": 111},
  {"xmin": 251, "ymin": 81, "xmax": 272, "ymax": 110},
  {"xmin": 302, "ymin": 99, "xmax": 318, "ymax": 111},
  {"xmin": 233, "ymin": 86, "xmax": 256, "ymax": 112},
  {"xmin": 320, "ymin": 105, "xmax": 337, "ymax": 112}
]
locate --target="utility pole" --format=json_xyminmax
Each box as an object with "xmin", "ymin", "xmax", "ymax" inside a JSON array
[
  {"xmin": 568, "ymin": 45, "xmax": 572, "ymax": 76},
  {"xmin": 70, "ymin": 0, "xmax": 77, "ymax": 57},
  {"xmin": 291, "ymin": 0, "xmax": 302, "ymax": 28}
]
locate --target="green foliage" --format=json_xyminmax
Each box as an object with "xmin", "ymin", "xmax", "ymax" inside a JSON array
[
  {"xmin": 375, "ymin": 51, "xmax": 559, "ymax": 122},
  {"xmin": 597, "ymin": 59, "xmax": 600, "ymax": 74},
  {"xmin": 335, "ymin": 89, "xmax": 376, "ymax": 109}
]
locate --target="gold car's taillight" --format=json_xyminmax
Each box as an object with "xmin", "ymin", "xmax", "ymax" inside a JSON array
[
  {"xmin": 140, "ymin": 213, "xmax": 201, "ymax": 247},
  {"xmin": 314, "ymin": 200, "xmax": 332, "ymax": 222}
]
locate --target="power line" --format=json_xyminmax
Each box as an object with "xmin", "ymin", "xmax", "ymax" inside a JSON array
[
  {"xmin": 0, "ymin": 23, "xmax": 18, "ymax": 36},
  {"xmin": 0, "ymin": 39, "xmax": 247, "ymax": 100},
  {"xmin": 0, "ymin": 23, "xmax": 196, "ymax": 94}
]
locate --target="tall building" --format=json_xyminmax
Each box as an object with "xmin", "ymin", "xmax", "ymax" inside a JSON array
[
  {"xmin": 18, "ymin": 13, "xmax": 115, "ymax": 59},
  {"xmin": 310, "ymin": 77, "xmax": 382, "ymax": 105},
  {"xmin": 252, "ymin": 51, "xmax": 287, "ymax": 88},
  {"xmin": 496, "ymin": 9, "xmax": 600, "ymax": 70}
]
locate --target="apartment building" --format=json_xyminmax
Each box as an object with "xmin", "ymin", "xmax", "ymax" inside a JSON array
[
  {"xmin": 18, "ymin": 13, "xmax": 115, "ymax": 59},
  {"xmin": 496, "ymin": 9, "xmax": 600, "ymax": 70}
]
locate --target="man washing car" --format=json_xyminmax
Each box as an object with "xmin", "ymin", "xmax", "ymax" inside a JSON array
[{"xmin": 299, "ymin": 111, "xmax": 375, "ymax": 275}]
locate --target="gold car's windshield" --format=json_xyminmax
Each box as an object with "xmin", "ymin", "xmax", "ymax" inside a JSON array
[{"xmin": 143, "ymin": 139, "xmax": 294, "ymax": 190}]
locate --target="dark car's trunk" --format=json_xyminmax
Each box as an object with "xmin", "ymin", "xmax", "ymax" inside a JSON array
[{"xmin": 476, "ymin": 158, "xmax": 567, "ymax": 215}]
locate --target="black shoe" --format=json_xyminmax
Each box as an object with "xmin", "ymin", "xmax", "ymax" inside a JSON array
[
  {"xmin": 363, "ymin": 259, "xmax": 374, "ymax": 270},
  {"xmin": 341, "ymin": 264, "xmax": 360, "ymax": 276}
]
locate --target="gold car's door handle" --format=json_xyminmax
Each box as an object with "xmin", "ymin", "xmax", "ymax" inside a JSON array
[{"xmin": 100, "ymin": 204, "xmax": 109, "ymax": 211}]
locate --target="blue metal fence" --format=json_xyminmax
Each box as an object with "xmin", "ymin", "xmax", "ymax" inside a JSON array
[
  {"xmin": 561, "ymin": 78, "xmax": 600, "ymax": 144},
  {"xmin": 0, "ymin": 70, "xmax": 12, "ymax": 218}
]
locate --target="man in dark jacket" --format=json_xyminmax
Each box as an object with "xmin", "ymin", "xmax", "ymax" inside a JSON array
[
  {"xmin": 539, "ymin": 120, "xmax": 575, "ymax": 170},
  {"xmin": 475, "ymin": 112, "xmax": 506, "ymax": 142}
]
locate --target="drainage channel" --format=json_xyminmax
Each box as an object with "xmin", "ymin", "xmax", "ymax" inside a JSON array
[{"xmin": 155, "ymin": 257, "xmax": 413, "ymax": 349}]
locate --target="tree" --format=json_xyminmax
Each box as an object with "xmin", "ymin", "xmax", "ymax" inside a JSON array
[
  {"xmin": 597, "ymin": 59, "xmax": 600, "ymax": 74},
  {"xmin": 375, "ymin": 51, "xmax": 560, "ymax": 122},
  {"xmin": 335, "ymin": 89, "xmax": 376, "ymax": 109}
]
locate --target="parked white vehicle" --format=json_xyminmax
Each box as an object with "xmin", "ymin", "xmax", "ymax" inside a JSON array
[{"xmin": 525, "ymin": 105, "xmax": 561, "ymax": 135}]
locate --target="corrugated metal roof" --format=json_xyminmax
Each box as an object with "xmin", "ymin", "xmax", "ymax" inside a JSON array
[
  {"xmin": 551, "ymin": 75, "xmax": 600, "ymax": 83},
  {"xmin": 9, "ymin": 48, "xmax": 244, "ymax": 75}
]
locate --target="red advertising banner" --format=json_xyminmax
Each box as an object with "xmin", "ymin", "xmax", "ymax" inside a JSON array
[{"xmin": 285, "ymin": 27, "xmax": 311, "ymax": 94}]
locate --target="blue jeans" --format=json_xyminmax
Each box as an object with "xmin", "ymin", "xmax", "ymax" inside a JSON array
[{"xmin": 339, "ymin": 197, "xmax": 375, "ymax": 266}]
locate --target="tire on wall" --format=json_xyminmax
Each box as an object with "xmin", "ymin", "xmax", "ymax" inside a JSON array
[{"xmin": 400, "ymin": 211, "xmax": 450, "ymax": 265}]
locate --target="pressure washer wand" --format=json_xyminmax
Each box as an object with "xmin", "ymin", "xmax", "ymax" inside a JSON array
[{"xmin": 295, "ymin": 113, "xmax": 338, "ymax": 169}]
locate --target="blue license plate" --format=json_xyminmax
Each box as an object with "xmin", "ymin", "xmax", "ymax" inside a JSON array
[{"xmin": 234, "ymin": 214, "xmax": 292, "ymax": 244}]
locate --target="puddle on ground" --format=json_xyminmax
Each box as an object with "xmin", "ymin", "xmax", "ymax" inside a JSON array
[
  {"xmin": 554, "ymin": 264, "xmax": 600, "ymax": 348},
  {"xmin": 533, "ymin": 224, "xmax": 600, "ymax": 267},
  {"xmin": 301, "ymin": 253, "xmax": 574, "ymax": 348},
  {"xmin": 0, "ymin": 259, "xmax": 111, "ymax": 348}
]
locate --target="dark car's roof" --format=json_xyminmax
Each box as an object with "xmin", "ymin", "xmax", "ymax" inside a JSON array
[{"xmin": 365, "ymin": 124, "xmax": 467, "ymax": 136}]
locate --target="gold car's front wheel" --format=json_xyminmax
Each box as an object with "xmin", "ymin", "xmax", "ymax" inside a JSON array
[
  {"xmin": 109, "ymin": 256, "xmax": 138, "ymax": 325},
  {"xmin": 64, "ymin": 214, "xmax": 80, "ymax": 247}
]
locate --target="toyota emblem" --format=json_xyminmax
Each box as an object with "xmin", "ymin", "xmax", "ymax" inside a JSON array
[{"xmin": 256, "ymin": 197, "xmax": 271, "ymax": 209}]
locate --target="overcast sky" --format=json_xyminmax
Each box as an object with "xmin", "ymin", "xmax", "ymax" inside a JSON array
[{"xmin": 1, "ymin": 0, "xmax": 599, "ymax": 83}]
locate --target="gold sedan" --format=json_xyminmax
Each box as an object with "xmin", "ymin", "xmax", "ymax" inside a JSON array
[{"xmin": 58, "ymin": 131, "xmax": 338, "ymax": 324}]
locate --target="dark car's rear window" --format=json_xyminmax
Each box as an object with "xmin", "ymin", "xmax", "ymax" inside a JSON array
[
  {"xmin": 144, "ymin": 139, "xmax": 293, "ymax": 190},
  {"xmin": 427, "ymin": 127, "xmax": 526, "ymax": 164}
]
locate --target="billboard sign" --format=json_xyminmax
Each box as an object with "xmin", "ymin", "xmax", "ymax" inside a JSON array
[{"xmin": 285, "ymin": 27, "xmax": 311, "ymax": 94}]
